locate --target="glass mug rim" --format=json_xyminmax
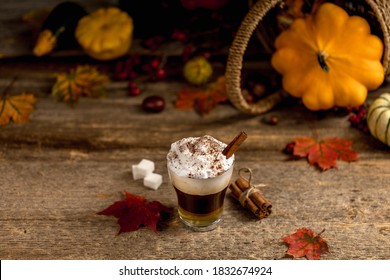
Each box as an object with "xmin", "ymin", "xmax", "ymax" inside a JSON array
[{"xmin": 167, "ymin": 162, "xmax": 234, "ymax": 196}]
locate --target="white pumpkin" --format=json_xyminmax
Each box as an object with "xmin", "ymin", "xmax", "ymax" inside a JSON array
[{"xmin": 367, "ymin": 93, "xmax": 390, "ymax": 146}]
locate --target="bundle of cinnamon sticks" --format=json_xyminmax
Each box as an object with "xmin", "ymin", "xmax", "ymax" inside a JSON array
[
  {"xmin": 229, "ymin": 169, "xmax": 272, "ymax": 220},
  {"xmin": 222, "ymin": 133, "xmax": 271, "ymax": 220}
]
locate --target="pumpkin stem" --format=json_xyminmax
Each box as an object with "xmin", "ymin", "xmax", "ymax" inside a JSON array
[{"xmin": 317, "ymin": 51, "xmax": 329, "ymax": 73}]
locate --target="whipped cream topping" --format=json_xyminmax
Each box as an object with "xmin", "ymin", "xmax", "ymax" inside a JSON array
[{"xmin": 167, "ymin": 135, "xmax": 234, "ymax": 179}]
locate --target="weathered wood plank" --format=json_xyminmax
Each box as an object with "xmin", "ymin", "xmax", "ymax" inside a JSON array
[
  {"xmin": 0, "ymin": 82, "xmax": 389, "ymax": 154},
  {"xmin": 0, "ymin": 152, "xmax": 389, "ymax": 259},
  {"xmin": 0, "ymin": 74, "xmax": 389, "ymax": 259}
]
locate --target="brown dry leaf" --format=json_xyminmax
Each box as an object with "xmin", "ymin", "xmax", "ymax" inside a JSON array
[
  {"xmin": 0, "ymin": 93, "xmax": 37, "ymax": 126},
  {"xmin": 51, "ymin": 65, "xmax": 110, "ymax": 105},
  {"xmin": 175, "ymin": 75, "xmax": 228, "ymax": 115}
]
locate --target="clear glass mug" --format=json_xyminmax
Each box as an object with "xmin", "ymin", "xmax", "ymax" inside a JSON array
[{"xmin": 167, "ymin": 162, "xmax": 234, "ymax": 231}]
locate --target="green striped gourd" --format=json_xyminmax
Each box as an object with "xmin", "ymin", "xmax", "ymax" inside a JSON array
[{"xmin": 367, "ymin": 93, "xmax": 390, "ymax": 147}]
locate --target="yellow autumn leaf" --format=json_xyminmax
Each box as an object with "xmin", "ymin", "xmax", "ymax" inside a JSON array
[
  {"xmin": 0, "ymin": 93, "xmax": 37, "ymax": 126},
  {"xmin": 52, "ymin": 65, "xmax": 110, "ymax": 105}
]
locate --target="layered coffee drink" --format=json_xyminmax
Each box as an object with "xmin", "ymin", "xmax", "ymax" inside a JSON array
[{"xmin": 167, "ymin": 135, "xmax": 234, "ymax": 231}]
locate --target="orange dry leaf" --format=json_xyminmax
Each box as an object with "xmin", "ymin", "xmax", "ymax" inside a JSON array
[
  {"xmin": 292, "ymin": 136, "xmax": 358, "ymax": 171},
  {"xmin": 175, "ymin": 76, "xmax": 228, "ymax": 115},
  {"xmin": 282, "ymin": 228, "xmax": 330, "ymax": 260},
  {"xmin": 52, "ymin": 65, "xmax": 110, "ymax": 105},
  {"xmin": 175, "ymin": 87, "xmax": 206, "ymax": 110},
  {"xmin": 0, "ymin": 93, "xmax": 37, "ymax": 126}
]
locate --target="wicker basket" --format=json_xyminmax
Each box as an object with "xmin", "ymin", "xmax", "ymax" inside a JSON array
[{"xmin": 226, "ymin": 0, "xmax": 390, "ymax": 115}]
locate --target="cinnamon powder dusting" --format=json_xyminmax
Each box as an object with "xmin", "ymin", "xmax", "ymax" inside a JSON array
[{"xmin": 167, "ymin": 135, "xmax": 234, "ymax": 179}]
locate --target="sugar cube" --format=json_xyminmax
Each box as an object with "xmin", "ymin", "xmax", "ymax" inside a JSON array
[
  {"xmin": 132, "ymin": 159, "xmax": 155, "ymax": 180},
  {"xmin": 132, "ymin": 164, "xmax": 143, "ymax": 180},
  {"xmin": 143, "ymin": 173, "xmax": 163, "ymax": 190}
]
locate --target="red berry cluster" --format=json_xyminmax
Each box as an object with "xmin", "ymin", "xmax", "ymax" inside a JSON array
[
  {"xmin": 127, "ymin": 81, "xmax": 140, "ymax": 96},
  {"xmin": 114, "ymin": 29, "xmax": 193, "ymax": 97},
  {"xmin": 142, "ymin": 30, "xmax": 189, "ymax": 53},
  {"xmin": 348, "ymin": 105, "xmax": 369, "ymax": 133},
  {"xmin": 141, "ymin": 36, "xmax": 165, "ymax": 51},
  {"xmin": 141, "ymin": 57, "xmax": 167, "ymax": 81},
  {"xmin": 114, "ymin": 54, "xmax": 140, "ymax": 81},
  {"xmin": 170, "ymin": 29, "xmax": 195, "ymax": 61},
  {"xmin": 171, "ymin": 29, "xmax": 188, "ymax": 42},
  {"xmin": 113, "ymin": 55, "xmax": 167, "ymax": 96},
  {"xmin": 141, "ymin": 30, "xmax": 198, "ymax": 63}
]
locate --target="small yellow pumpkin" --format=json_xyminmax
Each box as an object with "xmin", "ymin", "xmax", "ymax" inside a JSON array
[
  {"xmin": 183, "ymin": 56, "xmax": 213, "ymax": 85},
  {"xmin": 75, "ymin": 7, "xmax": 133, "ymax": 61},
  {"xmin": 271, "ymin": 3, "xmax": 385, "ymax": 111},
  {"xmin": 367, "ymin": 93, "xmax": 390, "ymax": 147}
]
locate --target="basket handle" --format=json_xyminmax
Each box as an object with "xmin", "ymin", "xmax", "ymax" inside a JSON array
[
  {"xmin": 226, "ymin": 0, "xmax": 285, "ymax": 115},
  {"xmin": 366, "ymin": 0, "xmax": 390, "ymax": 74}
]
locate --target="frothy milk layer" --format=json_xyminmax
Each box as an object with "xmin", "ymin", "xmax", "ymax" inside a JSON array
[
  {"xmin": 168, "ymin": 164, "xmax": 233, "ymax": 195},
  {"xmin": 167, "ymin": 135, "xmax": 234, "ymax": 195}
]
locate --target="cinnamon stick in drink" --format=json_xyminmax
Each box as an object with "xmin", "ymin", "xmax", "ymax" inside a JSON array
[{"xmin": 222, "ymin": 131, "xmax": 247, "ymax": 159}]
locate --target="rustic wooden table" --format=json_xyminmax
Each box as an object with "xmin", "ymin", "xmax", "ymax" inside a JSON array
[
  {"xmin": 1, "ymin": 57, "xmax": 389, "ymax": 260},
  {"xmin": 0, "ymin": 0, "xmax": 389, "ymax": 260}
]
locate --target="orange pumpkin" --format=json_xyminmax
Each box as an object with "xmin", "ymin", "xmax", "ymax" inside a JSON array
[{"xmin": 271, "ymin": 3, "xmax": 385, "ymax": 110}]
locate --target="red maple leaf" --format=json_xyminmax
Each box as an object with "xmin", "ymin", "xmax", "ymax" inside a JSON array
[
  {"xmin": 97, "ymin": 192, "xmax": 174, "ymax": 234},
  {"xmin": 292, "ymin": 137, "xmax": 358, "ymax": 170},
  {"xmin": 282, "ymin": 228, "xmax": 330, "ymax": 260}
]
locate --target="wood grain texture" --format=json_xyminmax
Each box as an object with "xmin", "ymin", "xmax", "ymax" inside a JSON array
[{"xmin": 0, "ymin": 69, "xmax": 389, "ymax": 259}]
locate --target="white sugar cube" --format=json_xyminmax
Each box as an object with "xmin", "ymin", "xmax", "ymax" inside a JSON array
[
  {"xmin": 132, "ymin": 159, "xmax": 155, "ymax": 180},
  {"xmin": 138, "ymin": 159, "xmax": 155, "ymax": 174},
  {"xmin": 132, "ymin": 164, "xmax": 143, "ymax": 180},
  {"xmin": 143, "ymin": 173, "xmax": 163, "ymax": 190}
]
